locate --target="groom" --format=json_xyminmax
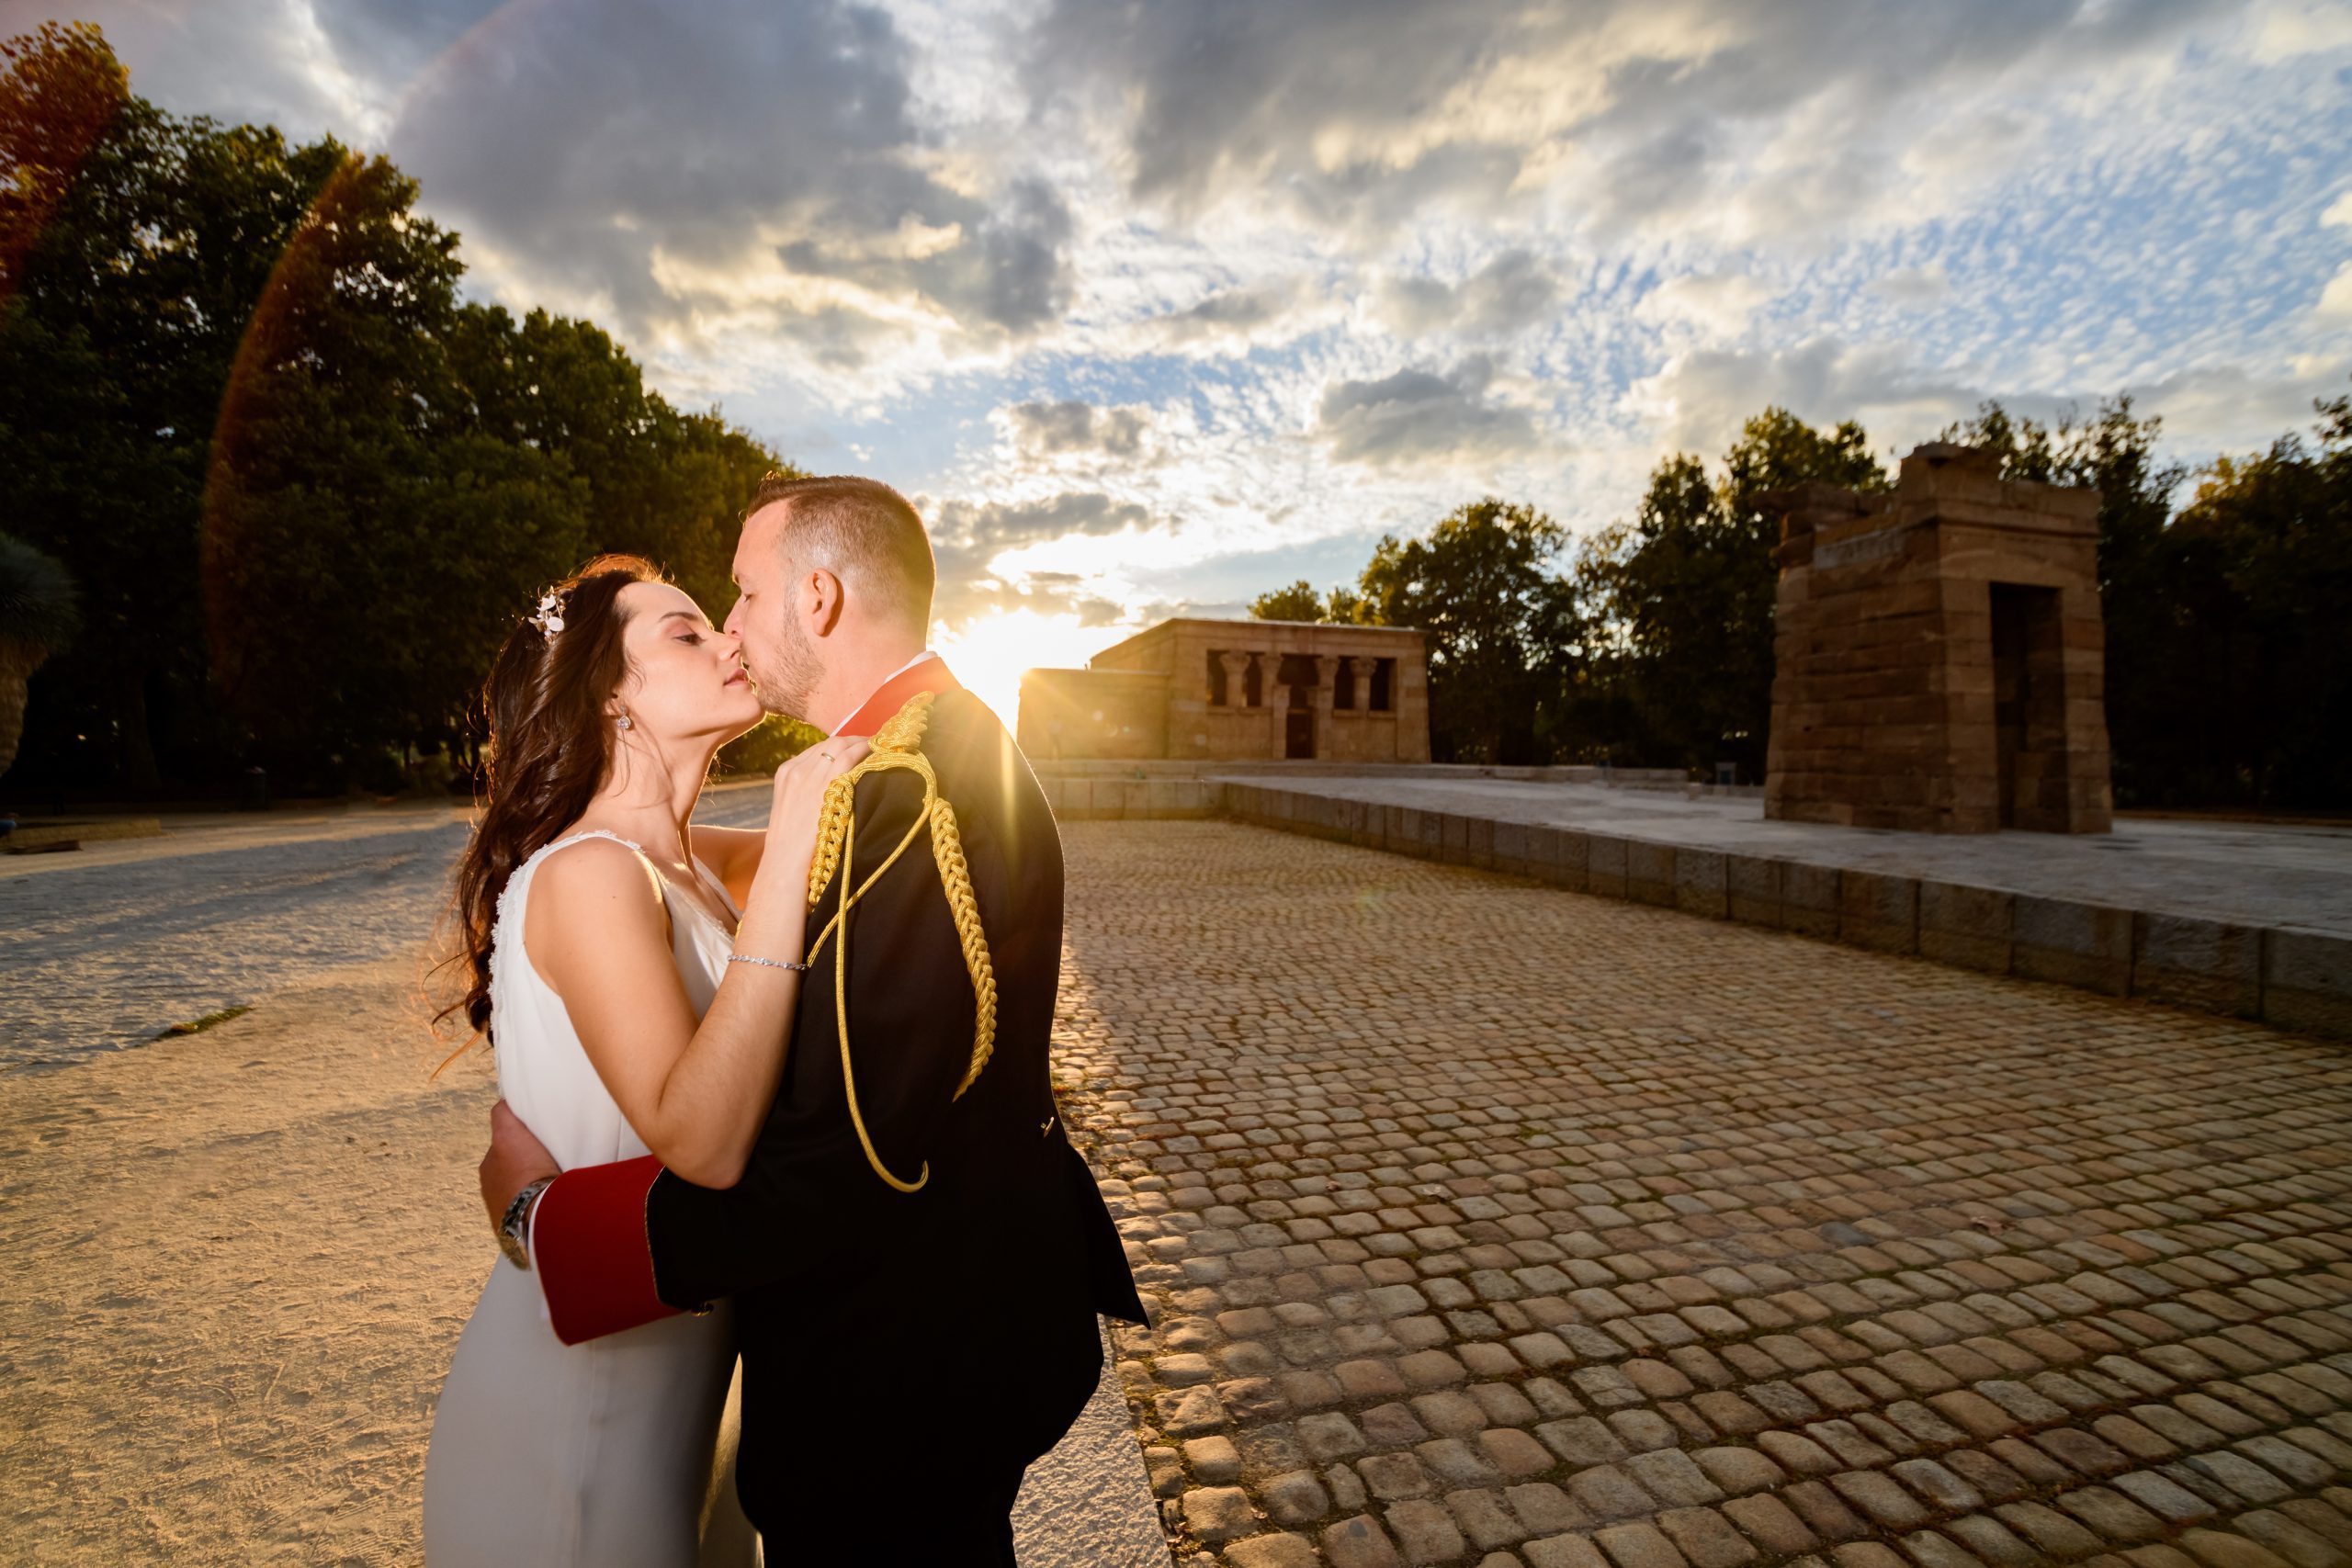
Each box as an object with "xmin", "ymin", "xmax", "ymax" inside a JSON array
[{"xmin": 478, "ymin": 474, "xmax": 1147, "ymax": 1562}]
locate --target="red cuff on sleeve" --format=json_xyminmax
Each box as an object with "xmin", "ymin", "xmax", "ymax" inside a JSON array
[{"xmin": 532, "ymin": 1155, "xmax": 678, "ymax": 1345}]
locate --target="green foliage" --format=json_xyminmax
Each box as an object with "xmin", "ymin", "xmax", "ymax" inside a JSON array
[
  {"xmin": 2128, "ymin": 398, "xmax": 2351, "ymax": 807},
  {"xmin": 0, "ymin": 531, "xmax": 79, "ymax": 651},
  {"xmin": 0, "ymin": 21, "xmax": 127, "ymax": 288},
  {"xmin": 154, "ymin": 1004, "xmax": 250, "ymax": 1038},
  {"xmin": 0, "ymin": 24, "xmax": 790, "ymax": 795},
  {"xmin": 1566, "ymin": 409, "xmax": 1889, "ymax": 775},
  {"xmin": 718, "ymin": 712, "xmax": 827, "ymax": 776},
  {"xmin": 1248, "ymin": 580, "xmax": 1325, "ymax": 621},
  {"xmin": 1357, "ymin": 498, "xmax": 1577, "ymax": 763},
  {"xmin": 1323, "ymin": 585, "xmax": 1373, "ymax": 625},
  {"xmin": 1248, "ymin": 578, "xmax": 1379, "ymax": 626}
]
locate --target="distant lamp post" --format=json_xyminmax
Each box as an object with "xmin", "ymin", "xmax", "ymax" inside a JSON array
[{"xmin": 0, "ymin": 534, "xmax": 81, "ymax": 781}]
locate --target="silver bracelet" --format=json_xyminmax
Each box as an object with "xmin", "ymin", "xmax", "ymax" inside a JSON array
[{"xmin": 727, "ymin": 953, "xmax": 810, "ymax": 972}]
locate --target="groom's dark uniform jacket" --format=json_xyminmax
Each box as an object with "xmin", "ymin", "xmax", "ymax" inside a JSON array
[{"xmin": 530, "ymin": 659, "xmax": 1146, "ymax": 1535}]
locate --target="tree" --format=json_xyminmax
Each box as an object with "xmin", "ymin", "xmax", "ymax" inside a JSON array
[
  {"xmin": 0, "ymin": 21, "xmax": 126, "ymax": 299},
  {"xmin": 1248, "ymin": 578, "xmax": 1381, "ymax": 628},
  {"xmin": 0, "ymin": 532, "xmax": 77, "ymax": 777},
  {"xmin": 1357, "ymin": 498, "xmax": 1577, "ymax": 763},
  {"xmin": 0, "ymin": 24, "xmax": 795, "ymax": 795},
  {"xmin": 448, "ymin": 306, "xmax": 775, "ymax": 610},
  {"xmin": 1, "ymin": 23, "xmax": 347, "ymax": 789},
  {"xmin": 1249, "ymin": 580, "xmax": 1326, "ymax": 621},
  {"xmin": 2147, "ymin": 397, "xmax": 2352, "ymax": 807},
  {"xmin": 1323, "ymin": 585, "xmax": 1373, "ymax": 625},
  {"xmin": 1584, "ymin": 409, "xmax": 1888, "ymax": 776},
  {"xmin": 198, "ymin": 152, "xmax": 584, "ymax": 787}
]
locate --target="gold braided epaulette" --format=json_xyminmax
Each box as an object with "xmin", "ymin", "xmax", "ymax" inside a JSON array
[{"xmin": 800, "ymin": 691, "xmax": 999, "ymax": 1193}]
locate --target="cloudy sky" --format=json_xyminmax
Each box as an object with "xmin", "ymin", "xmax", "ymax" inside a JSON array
[{"xmin": 22, "ymin": 0, "xmax": 2352, "ymax": 708}]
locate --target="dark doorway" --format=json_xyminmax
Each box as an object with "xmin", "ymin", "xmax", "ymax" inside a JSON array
[
  {"xmin": 1991, "ymin": 582, "xmax": 2064, "ymax": 830},
  {"xmin": 1285, "ymin": 709, "xmax": 1315, "ymax": 758}
]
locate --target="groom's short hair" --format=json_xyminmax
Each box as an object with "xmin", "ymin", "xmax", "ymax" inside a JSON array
[{"xmin": 750, "ymin": 473, "xmax": 935, "ymax": 633}]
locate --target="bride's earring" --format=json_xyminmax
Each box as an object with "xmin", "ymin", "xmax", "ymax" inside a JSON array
[{"xmin": 615, "ymin": 710, "xmax": 633, "ymax": 731}]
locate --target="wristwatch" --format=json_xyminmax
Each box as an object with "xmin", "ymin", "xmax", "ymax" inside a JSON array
[{"xmin": 497, "ymin": 1177, "xmax": 556, "ymax": 1269}]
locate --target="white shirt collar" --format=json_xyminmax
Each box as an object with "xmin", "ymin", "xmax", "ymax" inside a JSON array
[{"xmin": 828, "ymin": 649, "xmax": 938, "ymax": 737}]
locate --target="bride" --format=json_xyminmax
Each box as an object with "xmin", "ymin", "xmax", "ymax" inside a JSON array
[{"xmin": 422, "ymin": 554, "xmax": 862, "ymax": 1565}]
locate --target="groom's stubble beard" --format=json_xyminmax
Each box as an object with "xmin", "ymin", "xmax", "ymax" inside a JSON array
[{"xmin": 755, "ymin": 604, "xmax": 827, "ymax": 726}]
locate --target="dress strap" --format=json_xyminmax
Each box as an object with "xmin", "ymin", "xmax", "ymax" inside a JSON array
[{"xmin": 539, "ymin": 829, "xmax": 646, "ymax": 859}]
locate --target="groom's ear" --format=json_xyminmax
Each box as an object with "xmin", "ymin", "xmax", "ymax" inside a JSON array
[{"xmin": 807, "ymin": 565, "xmax": 847, "ymax": 638}]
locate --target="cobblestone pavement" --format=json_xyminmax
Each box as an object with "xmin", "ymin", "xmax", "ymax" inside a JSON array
[{"xmin": 1048, "ymin": 820, "xmax": 2352, "ymax": 1568}]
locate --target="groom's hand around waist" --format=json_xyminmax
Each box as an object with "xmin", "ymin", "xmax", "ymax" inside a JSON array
[{"xmin": 480, "ymin": 1099, "xmax": 560, "ymax": 1239}]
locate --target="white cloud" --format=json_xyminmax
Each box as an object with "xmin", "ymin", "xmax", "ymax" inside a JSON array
[
  {"xmin": 1870, "ymin": 265, "xmax": 1952, "ymax": 307},
  {"xmin": 1376, "ymin": 250, "xmax": 1559, "ymax": 338},
  {"xmin": 2123, "ymin": 359, "xmax": 2352, "ymax": 456},
  {"xmin": 371, "ymin": 0, "xmax": 1080, "ymax": 390},
  {"xmin": 1626, "ymin": 338, "xmax": 1974, "ymax": 456},
  {"xmin": 1316, "ymin": 355, "xmax": 1544, "ymax": 468},
  {"xmin": 2317, "ymin": 263, "xmax": 2352, "ymax": 321},
  {"xmin": 1634, "ymin": 273, "xmax": 1780, "ymax": 340},
  {"xmin": 1628, "ymin": 336, "xmax": 2352, "ymax": 470},
  {"xmin": 66, "ymin": 0, "xmax": 2352, "ymax": 641},
  {"xmin": 1001, "ymin": 400, "xmax": 1152, "ymax": 458},
  {"xmin": 2249, "ymin": 0, "xmax": 2352, "ymax": 61}
]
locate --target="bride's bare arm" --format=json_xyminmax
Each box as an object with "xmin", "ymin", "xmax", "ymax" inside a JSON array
[{"xmin": 528, "ymin": 742, "xmax": 867, "ymax": 1187}]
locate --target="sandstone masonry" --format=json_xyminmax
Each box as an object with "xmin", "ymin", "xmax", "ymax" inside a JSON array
[{"xmin": 1762, "ymin": 444, "xmax": 2113, "ymax": 835}]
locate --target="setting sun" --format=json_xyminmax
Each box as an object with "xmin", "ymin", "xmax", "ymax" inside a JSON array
[{"xmin": 932, "ymin": 608, "xmax": 1125, "ymax": 728}]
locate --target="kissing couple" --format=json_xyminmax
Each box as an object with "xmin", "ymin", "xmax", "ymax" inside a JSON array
[{"xmin": 419, "ymin": 475, "xmax": 1148, "ymax": 1564}]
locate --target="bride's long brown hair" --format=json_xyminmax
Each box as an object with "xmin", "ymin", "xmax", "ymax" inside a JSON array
[{"xmin": 433, "ymin": 554, "xmax": 663, "ymax": 1054}]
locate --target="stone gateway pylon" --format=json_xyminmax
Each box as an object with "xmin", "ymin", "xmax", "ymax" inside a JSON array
[{"xmin": 1759, "ymin": 443, "xmax": 2113, "ymax": 834}]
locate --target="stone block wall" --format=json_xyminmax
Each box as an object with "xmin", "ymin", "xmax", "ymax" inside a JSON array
[
  {"xmin": 1763, "ymin": 444, "xmax": 2113, "ymax": 833},
  {"xmin": 1020, "ymin": 617, "xmax": 1433, "ymax": 763}
]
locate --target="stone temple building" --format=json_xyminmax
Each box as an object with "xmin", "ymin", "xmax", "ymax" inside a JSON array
[
  {"xmin": 1761, "ymin": 442, "xmax": 2112, "ymax": 834},
  {"xmin": 1017, "ymin": 617, "xmax": 1430, "ymax": 763}
]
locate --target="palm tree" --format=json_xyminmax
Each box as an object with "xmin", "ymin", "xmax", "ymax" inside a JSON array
[{"xmin": 0, "ymin": 532, "xmax": 79, "ymax": 778}]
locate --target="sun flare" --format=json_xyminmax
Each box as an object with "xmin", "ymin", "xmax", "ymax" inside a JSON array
[{"xmin": 933, "ymin": 609, "xmax": 1124, "ymax": 730}]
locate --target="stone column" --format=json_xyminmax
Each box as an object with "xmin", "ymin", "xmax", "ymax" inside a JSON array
[
  {"xmin": 1257, "ymin": 653, "xmax": 1287, "ymax": 758},
  {"xmin": 1351, "ymin": 655, "xmax": 1380, "ymax": 712},
  {"xmin": 1311, "ymin": 654, "xmax": 1339, "ymax": 759},
  {"xmin": 1250, "ymin": 653, "xmax": 1280, "ymax": 707},
  {"xmin": 1216, "ymin": 651, "xmax": 1251, "ymax": 708}
]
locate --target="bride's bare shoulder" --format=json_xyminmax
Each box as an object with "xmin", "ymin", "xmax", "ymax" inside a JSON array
[
  {"xmin": 527, "ymin": 837, "xmax": 668, "ymax": 933},
  {"xmin": 513, "ymin": 836, "xmax": 671, "ymax": 995}
]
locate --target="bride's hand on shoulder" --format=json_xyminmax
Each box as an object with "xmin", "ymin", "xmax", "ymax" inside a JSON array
[{"xmin": 763, "ymin": 739, "xmax": 869, "ymax": 871}]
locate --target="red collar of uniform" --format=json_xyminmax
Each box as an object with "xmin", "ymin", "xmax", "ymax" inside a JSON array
[{"xmin": 832, "ymin": 655, "xmax": 961, "ymax": 738}]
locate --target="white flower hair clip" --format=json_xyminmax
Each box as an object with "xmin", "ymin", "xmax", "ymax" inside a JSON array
[{"xmin": 529, "ymin": 590, "xmax": 567, "ymax": 641}]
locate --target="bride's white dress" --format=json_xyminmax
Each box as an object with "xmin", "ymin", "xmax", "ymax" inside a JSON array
[{"xmin": 424, "ymin": 830, "xmax": 760, "ymax": 1566}]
